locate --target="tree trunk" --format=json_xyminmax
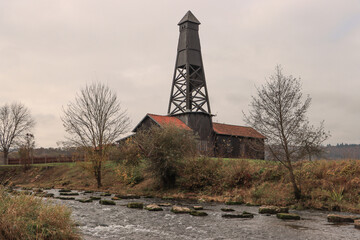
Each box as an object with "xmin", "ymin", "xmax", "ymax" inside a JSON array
[
  {"xmin": 288, "ymin": 165, "xmax": 301, "ymax": 200},
  {"xmin": 4, "ymin": 149, "xmax": 9, "ymax": 165},
  {"xmin": 95, "ymin": 162, "xmax": 102, "ymax": 188}
]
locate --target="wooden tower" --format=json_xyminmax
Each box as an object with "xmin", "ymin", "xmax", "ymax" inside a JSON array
[
  {"xmin": 168, "ymin": 11, "xmax": 211, "ymax": 115},
  {"xmin": 168, "ymin": 11, "xmax": 213, "ymax": 149}
]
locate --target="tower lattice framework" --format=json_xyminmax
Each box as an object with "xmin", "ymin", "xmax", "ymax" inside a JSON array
[{"xmin": 168, "ymin": 11, "xmax": 211, "ymax": 115}]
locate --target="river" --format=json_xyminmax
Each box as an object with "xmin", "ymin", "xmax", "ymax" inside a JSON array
[{"xmin": 35, "ymin": 189, "xmax": 360, "ymax": 239}]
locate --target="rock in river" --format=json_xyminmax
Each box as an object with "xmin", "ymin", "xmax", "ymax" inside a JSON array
[
  {"xmin": 222, "ymin": 211, "xmax": 254, "ymax": 219},
  {"xmin": 127, "ymin": 202, "xmax": 144, "ymax": 209},
  {"xmin": 60, "ymin": 192, "xmax": 79, "ymax": 196},
  {"xmin": 99, "ymin": 200, "xmax": 116, "ymax": 205},
  {"xmin": 78, "ymin": 198, "xmax": 93, "ymax": 203},
  {"xmin": 354, "ymin": 219, "xmax": 360, "ymax": 229},
  {"xmin": 259, "ymin": 206, "xmax": 288, "ymax": 214},
  {"xmin": 171, "ymin": 206, "xmax": 191, "ymax": 214},
  {"xmin": 90, "ymin": 196, "xmax": 101, "ymax": 200},
  {"xmin": 100, "ymin": 193, "xmax": 111, "ymax": 196},
  {"xmin": 193, "ymin": 206, "xmax": 203, "ymax": 210},
  {"xmin": 221, "ymin": 208, "xmax": 235, "ymax": 212},
  {"xmin": 190, "ymin": 211, "xmax": 208, "ymax": 216},
  {"xmin": 145, "ymin": 204, "xmax": 163, "ymax": 211},
  {"xmin": 327, "ymin": 214, "xmax": 360, "ymax": 223},
  {"xmin": 276, "ymin": 213, "xmax": 300, "ymax": 220},
  {"xmin": 115, "ymin": 194, "xmax": 140, "ymax": 199}
]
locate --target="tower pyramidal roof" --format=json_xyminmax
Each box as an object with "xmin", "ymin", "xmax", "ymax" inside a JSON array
[{"xmin": 178, "ymin": 10, "xmax": 201, "ymax": 25}]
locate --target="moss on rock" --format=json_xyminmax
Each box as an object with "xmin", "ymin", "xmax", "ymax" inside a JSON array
[
  {"xmin": 190, "ymin": 211, "xmax": 208, "ymax": 216},
  {"xmin": 259, "ymin": 206, "xmax": 288, "ymax": 214},
  {"xmin": 127, "ymin": 202, "xmax": 144, "ymax": 209},
  {"xmin": 60, "ymin": 192, "xmax": 79, "ymax": 196},
  {"xmin": 99, "ymin": 200, "xmax": 116, "ymax": 205},
  {"xmin": 276, "ymin": 213, "xmax": 300, "ymax": 220},
  {"xmin": 221, "ymin": 208, "xmax": 235, "ymax": 212},
  {"xmin": 100, "ymin": 193, "xmax": 111, "ymax": 196},
  {"xmin": 57, "ymin": 197, "xmax": 75, "ymax": 200},
  {"xmin": 327, "ymin": 214, "xmax": 360, "ymax": 223}
]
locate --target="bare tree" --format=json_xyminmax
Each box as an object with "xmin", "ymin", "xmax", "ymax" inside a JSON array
[
  {"xmin": 0, "ymin": 103, "xmax": 35, "ymax": 164},
  {"xmin": 18, "ymin": 133, "xmax": 35, "ymax": 170},
  {"xmin": 244, "ymin": 66, "xmax": 329, "ymax": 200},
  {"xmin": 62, "ymin": 82, "xmax": 130, "ymax": 187}
]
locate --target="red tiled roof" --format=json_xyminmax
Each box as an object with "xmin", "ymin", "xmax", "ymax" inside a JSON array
[
  {"xmin": 213, "ymin": 122, "xmax": 266, "ymax": 139},
  {"xmin": 148, "ymin": 114, "xmax": 192, "ymax": 131}
]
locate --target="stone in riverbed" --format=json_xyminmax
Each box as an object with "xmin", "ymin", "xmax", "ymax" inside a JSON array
[
  {"xmin": 145, "ymin": 204, "xmax": 163, "ymax": 211},
  {"xmin": 99, "ymin": 200, "xmax": 116, "ymax": 205},
  {"xmin": 193, "ymin": 206, "xmax": 203, "ymax": 210},
  {"xmin": 162, "ymin": 196, "xmax": 174, "ymax": 200},
  {"xmin": 158, "ymin": 203, "xmax": 172, "ymax": 207},
  {"xmin": 100, "ymin": 193, "xmax": 111, "ymax": 196},
  {"xmin": 127, "ymin": 202, "xmax": 144, "ymax": 209},
  {"xmin": 115, "ymin": 194, "xmax": 140, "ymax": 199},
  {"xmin": 111, "ymin": 196, "xmax": 121, "ymax": 200},
  {"xmin": 57, "ymin": 197, "xmax": 75, "ymax": 200},
  {"xmin": 221, "ymin": 208, "xmax": 235, "ymax": 212},
  {"xmin": 190, "ymin": 211, "xmax": 208, "ymax": 216},
  {"xmin": 327, "ymin": 214, "xmax": 360, "ymax": 223},
  {"xmin": 222, "ymin": 211, "xmax": 254, "ymax": 219},
  {"xmin": 60, "ymin": 192, "xmax": 79, "ymax": 196},
  {"xmin": 44, "ymin": 193, "xmax": 55, "ymax": 198},
  {"xmin": 84, "ymin": 190, "xmax": 94, "ymax": 194},
  {"xmin": 59, "ymin": 189, "xmax": 72, "ymax": 193},
  {"xmin": 259, "ymin": 206, "xmax": 288, "ymax": 214},
  {"xmin": 225, "ymin": 201, "xmax": 244, "ymax": 205},
  {"xmin": 354, "ymin": 219, "xmax": 360, "ymax": 229},
  {"xmin": 78, "ymin": 198, "xmax": 93, "ymax": 203},
  {"xmin": 33, "ymin": 188, "xmax": 43, "ymax": 193},
  {"xmin": 90, "ymin": 196, "xmax": 101, "ymax": 200},
  {"xmin": 171, "ymin": 206, "xmax": 191, "ymax": 214},
  {"xmin": 276, "ymin": 213, "xmax": 300, "ymax": 220}
]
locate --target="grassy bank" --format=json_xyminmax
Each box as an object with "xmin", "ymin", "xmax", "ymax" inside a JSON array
[
  {"xmin": 1, "ymin": 159, "xmax": 359, "ymax": 213},
  {"xmin": 0, "ymin": 187, "xmax": 80, "ymax": 240}
]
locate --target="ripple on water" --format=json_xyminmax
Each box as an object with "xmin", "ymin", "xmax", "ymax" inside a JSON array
[{"xmin": 81, "ymin": 224, "xmax": 172, "ymax": 239}]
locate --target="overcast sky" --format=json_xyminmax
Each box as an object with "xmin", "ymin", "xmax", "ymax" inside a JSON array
[{"xmin": 1, "ymin": 0, "xmax": 359, "ymax": 147}]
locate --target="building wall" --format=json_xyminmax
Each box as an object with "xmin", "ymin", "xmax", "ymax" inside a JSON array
[
  {"xmin": 175, "ymin": 112, "xmax": 213, "ymax": 141},
  {"xmin": 214, "ymin": 135, "xmax": 264, "ymax": 159}
]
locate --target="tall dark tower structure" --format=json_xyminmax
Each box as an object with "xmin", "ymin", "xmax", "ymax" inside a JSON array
[
  {"xmin": 129, "ymin": 11, "xmax": 265, "ymax": 159},
  {"xmin": 168, "ymin": 11, "xmax": 211, "ymax": 115},
  {"xmin": 168, "ymin": 11, "xmax": 213, "ymax": 148}
]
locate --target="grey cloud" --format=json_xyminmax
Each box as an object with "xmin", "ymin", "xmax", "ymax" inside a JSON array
[{"xmin": 0, "ymin": 0, "xmax": 359, "ymax": 146}]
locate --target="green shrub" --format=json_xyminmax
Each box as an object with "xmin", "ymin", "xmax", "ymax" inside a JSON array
[
  {"xmin": 129, "ymin": 125, "xmax": 197, "ymax": 189},
  {"xmin": 179, "ymin": 156, "xmax": 223, "ymax": 191},
  {"xmin": 223, "ymin": 160, "xmax": 253, "ymax": 188},
  {"xmin": 0, "ymin": 187, "xmax": 79, "ymax": 240}
]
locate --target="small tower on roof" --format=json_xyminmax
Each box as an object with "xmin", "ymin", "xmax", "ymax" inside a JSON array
[{"xmin": 168, "ymin": 10, "xmax": 211, "ymax": 115}]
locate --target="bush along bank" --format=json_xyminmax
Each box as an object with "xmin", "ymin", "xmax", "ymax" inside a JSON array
[
  {"xmin": 2, "ymin": 158, "xmax": 360, "ymax": 214},
  {"xmin": 0, "ymin": 187, "xmax": 80, "ymax": 240}
]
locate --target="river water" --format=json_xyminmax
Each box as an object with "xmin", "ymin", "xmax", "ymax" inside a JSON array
[{"xmin": 34, "ymin": 189, "xmax": 360, "ymax": 239}]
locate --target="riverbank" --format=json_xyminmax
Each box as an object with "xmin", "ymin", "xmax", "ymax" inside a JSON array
[
  {"xmin": 12, "ymin": 188, "xmax": 360, "ymax": 240},
  {"xmin": 1, "ymin": 159, "xmax": 359, "ymax": 213}
]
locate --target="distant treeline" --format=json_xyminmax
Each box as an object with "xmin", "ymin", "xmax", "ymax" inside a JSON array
[{"xmin": 324, "ymin": 144, "xmax": 360, "ymax": 160}]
